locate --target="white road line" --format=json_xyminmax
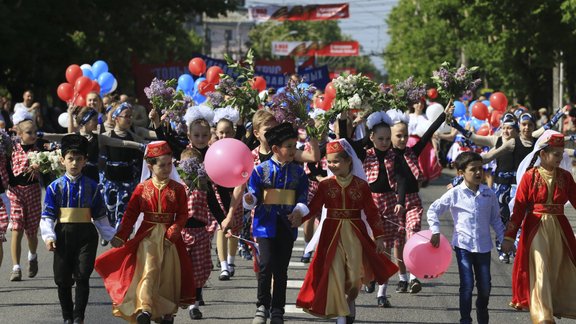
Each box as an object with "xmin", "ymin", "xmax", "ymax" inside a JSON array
[
  {"xmin": 284, "ymin": 304, "xmax": 305, "ymax": 314},
  {"xmin": 287, "ymin": 280, "xmax": 304, "ymax": 289},
  {"xmin": 289, "ymin": 261, "xmax": 308, "ymax": 268},
  {"xmin": 292, "ymin": 246, "xmax": 305, "ymax": 252}
]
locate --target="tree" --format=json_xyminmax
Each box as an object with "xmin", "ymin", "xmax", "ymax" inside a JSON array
[{"xmin": 0, "ymin": 0, "xmax": 238, "ymax": 105}]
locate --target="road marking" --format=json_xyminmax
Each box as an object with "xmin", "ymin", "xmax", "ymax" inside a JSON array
[
  {"xmin": 292, "ymin": 246, "xmax": 305, "ymax": 252},
  {"xmin": 285, "ymin": 304, "xmax": 305, "ymax": 314},
  {"xmin": 287, "ymin": 280, "xmax": 304, "ymax": 289},
  {"xmin": 289, "ymin": 261, "xmax": 308, "ymax": 268}
]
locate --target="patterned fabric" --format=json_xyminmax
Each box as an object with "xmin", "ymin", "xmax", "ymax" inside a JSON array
[
  {"xmin": 7, "ymin": 184, "xmax": 42, "ymax": 236},
  {"xmin": 493, "ymin": 183, "xmax": 513, "ymax": 225},
  {"xmin": 182, "ymin": 227, "xmax": 213, "ymax": 288},
  {"xmin": 212, "ymin": 184, "xmax": 243, "ymax": 233},
  {"xmin": 371, "ymin": 192, "xmax": 398, "ymax": 248},
  {"xmin": 396, "ymin": 192, "xmax": 423, "ymax": 246},
  {"xmin": 307, "ymin": 180, "xmax": 320, "ymax": 205},
  {"xmin": 389, "ymin": 148, "xmax": 423, "ymax": 184},
  {"xmin": 42, "ymin": 175, "xmax": 106, "ymax": 221},
  {"xmin": 364, "ymin": 148, "xmax": 396, "ymax": 189},
  {"xmin": 0, "ymin": 157, "xmax": 9, "ymax": 190},
  {"xmin": 102, "ymin": 178, "xmax": 137, "ymax": 228},
  {"xmin": 187, "ymin": 189, "xmax": 212, "ymax": 224},
  {"xmin": 11, "ymin": 143, "xmax": 34, "ymax": 177},
  {"xmin": 0, "ymin": 198, "xmax": 8, "ymax": 242}
]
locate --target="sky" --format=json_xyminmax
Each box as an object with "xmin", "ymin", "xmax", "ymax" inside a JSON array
[{"xmin": 245, "ymin": 0, "xmax": 398, "ymax": 75}]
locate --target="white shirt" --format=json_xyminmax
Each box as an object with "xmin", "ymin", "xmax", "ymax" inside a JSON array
[{"xmin": 427, "ymin": 182, "xmax": 505, "ymax": 253}]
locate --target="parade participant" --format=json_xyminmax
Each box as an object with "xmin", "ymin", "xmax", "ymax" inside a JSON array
[
  {"xmin": 387, "ymin": 107, "xmax": 447, "ymax": 294},
  {"xmin": 40, "ymin": 107, "xmax": 145, "ymax": 182},
  {"xmin": 0, "ymin": 130, "xmax": 11, "ymax": 270},
  {"xmin": 427, "ymin": 151, "xmax": 505, "ymax": 324},
  {"xmin": 179, "ymin": 147, "xmax": 226, "ymax": 320},
  {"xmin": 297, "ymin": 139, "xmax": 398, "ymax": 324},
  {"xmin": 243, "ymin": 122, "xmax": 309, "ymax": 324},
  {"xmin": 501, "ymin": 131, "xmax": 576, "ymax": 323},
  {"xmin": 95, "ymin": 141, "xmax": 195, "ymax": 324},
  {"xmin": 8, "ymin": 110, "xmax": 43, "ymax": 281},
  {"xmin": 40, "ymin": 134, "xmax": 116, "ymax": 324},
  {"xmin": 100, "ymin": 103, "xmax": 149, "ymax": 244}
]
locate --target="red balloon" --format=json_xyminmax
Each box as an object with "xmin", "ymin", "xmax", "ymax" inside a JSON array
[
  {"xmin": 427, "ymin": 88, "xmax": 438, "ymax": 99},
  {"xmin": 188, "ymin": 58, "xmax": 207, "ymax": 76},
  {"xmin": 91, "ymin": 80, "xmax": 101, "ymax": 94},
  {"xmin": 476, "ymin": 124, "xmax": 490, "ymax": 136},
  {"xmin": 471, "ymin": 102, "xmax": 489, "ymax": 120},
  {"xmin": 65, "ymin": 64, "xmax": 83, "ymax": 84},
  {"xmin": 206, "ymin": 66, "xmax": 224, "ymax": 84},
  {"xmin": 251, "ymin": 76, "xmax": 266, "ymax": 92},
  {"xmin": 73, "ymin": 95, "xmax": 86, "ymax": 107},
  {"xmin": 490, "ymin": 111, "xmax": 503, "ymax": 128},
  {"xmin": 315, "ymin": 96, "xmax": 333, "ymax": 111},
  {"xmin": 57, "ymin": 83, "xmax": 74, "ymax": 102},
  {"xmin": 324, "ymin": 82, "xmax": 336, "ymax": 99},
  {"xmin": 490, "ymin": 92, "xmax": 508, "ymax": 112},
  {"xmin": 74, "ymin": 76, "xmax": 93, "ymax": 97},
  {"xmin": 198, "ymin": 81, "xmax": 215, "ymax": 95}
]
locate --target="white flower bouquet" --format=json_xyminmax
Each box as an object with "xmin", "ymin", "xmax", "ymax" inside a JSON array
[{"xmin": 27, "ymin": 149, "xmax": 64, "ymax": 177}]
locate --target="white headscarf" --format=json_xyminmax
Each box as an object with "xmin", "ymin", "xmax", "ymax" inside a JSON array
[
  {"xmin": 366, "ymin": 111, "xmax": 392, "ymax": 130},
  {"xmin": 305, "ymin": 138, "xmax": 373, "ymax": 254},
  {"xmin": 213, "ymin": 106, "xmax": 240, "ymax": 125}
]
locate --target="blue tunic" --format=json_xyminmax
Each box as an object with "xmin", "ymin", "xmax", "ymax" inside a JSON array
[{"xmin": 43, "ymin": 174, "xmax": 106, "ymax": 221}]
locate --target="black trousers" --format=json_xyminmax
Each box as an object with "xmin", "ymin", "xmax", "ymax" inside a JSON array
[
  {"xmin": 53, "ymin": 223, "xmax": 98, "ymax": 321},
  {"xmin": 256, "ymin": 222, "xmax": 294, "ymax": 311}
]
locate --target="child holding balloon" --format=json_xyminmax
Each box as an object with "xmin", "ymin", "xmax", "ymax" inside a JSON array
[
  {"xmin": 427, "ymin": 151, "xmax": 505, "ymax": 324},
  {"xmin": 243, "ymin": 122, "xmax": 309, "ymax": 324}
]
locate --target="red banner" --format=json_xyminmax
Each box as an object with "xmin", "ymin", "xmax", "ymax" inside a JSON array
[
  {"xmin": 249, "ymin": 3, "xmax": 349, "ymax": 21},
  {"xmin": 255, "ymin": 58, "xmax": 295, "ymax": 74},
  {"xmin": 313, "ymin": 41, "xmax": 359, "ymax": 57}
]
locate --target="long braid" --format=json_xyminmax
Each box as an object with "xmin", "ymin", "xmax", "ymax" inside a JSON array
[{"xmin": 526, "ymin": 149, "xmax": 541, "ymax": 171}]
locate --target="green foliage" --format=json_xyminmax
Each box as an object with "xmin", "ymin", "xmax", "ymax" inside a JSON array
[
  {"xmin": 385, "ymin": 0, "xmax": 576, "ymax": 108},
  {"xmin": 0, "ymin": 0, "xmax": 237, "ymax": 103}
]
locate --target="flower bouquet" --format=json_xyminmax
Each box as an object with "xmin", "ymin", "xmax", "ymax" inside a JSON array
[
  {"xmin": 217, "ymin": 49, "xmax": 262, "ymax": 120},
  {"xmin": 268, "ymin": 78, "xmax": 321, "ymax": 138},
  {"xmin": 383, "ymin": 76, "xmax": 427, "ymax": 111},
  {"xmin": 27, "ymin": 149, "xmax": 64, "ymax": 177},
  {"xmin": 177, "ymin": 157, "xmax": 207, "ymax": 191},
  {"xmin": 431, "ymin": 62, "xmax": 481, "ymax": 124},
  {"xmin": 144, "ymin": 78, "xmax": 192, "ymax": 124}
]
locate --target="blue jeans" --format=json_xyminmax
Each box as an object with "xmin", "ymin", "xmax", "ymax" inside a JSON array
[{"xmin": 454, "ymin": 247, "xmax": 491, "ymax": 324}]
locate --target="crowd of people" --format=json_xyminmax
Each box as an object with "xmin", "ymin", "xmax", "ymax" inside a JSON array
[{"xmin": 0, "ymin": 82, "xmax": 575, "ymax": 324}]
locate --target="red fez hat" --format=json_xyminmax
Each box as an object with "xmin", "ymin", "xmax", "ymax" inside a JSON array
[
  {"xmin": 547, "ymin": 133, "xmax": 564, "ymax": 148},
  {"xmin": 326, "ymin": 140, "xmax": 345, "ymax": 154},
  {"xmin": 145, "ymin": 141, "xmax": 172, "ymax": 158}
]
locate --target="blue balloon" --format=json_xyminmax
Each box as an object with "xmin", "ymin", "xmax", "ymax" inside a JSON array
[
  {"xmin": 194, "ymin": 77, "xmax": 206, "ymax": 92},
  {"xmin": 468, "ymin": 100, "xmax": 477, "ymax": 110},
  {"xmin": 277, "ymin": 87, "xmax": 285, "ymax": 94},
  {"xmin": 178, "ymin": 74, "xmax": 194, "ymax": 92},
  {"xmin": 92, "ymin": 60, "xmax": 109, "ymax": 78},
  {"xmin": 453, "ymin": 101, "xmax": 466, "ymax": 118},
  {"xmin": 482, "ymin": 100, "xmax": 490, "ymax": 108},
  {"xmin": 193, "ymin": 91, "xmax": 206, "ymax": 104},
  {"xmin": 457, "ymin": 116, "xmax": 469, "ymax": 129},
  {"xmin": 81, "ymin": 67, "xmax": 94, "ymax": 80},
  {"xmin": 98, "ymin": 72, "xmax": 115, "ymax": 93},
  {"xmin": 471, "ymin": 117, "xmax": 485, "ymax": 131}
]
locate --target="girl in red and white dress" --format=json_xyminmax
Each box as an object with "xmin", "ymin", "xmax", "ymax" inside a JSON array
[{"xmin": 296, "ymin": 139, "xmax": 398, "ymax": 324}]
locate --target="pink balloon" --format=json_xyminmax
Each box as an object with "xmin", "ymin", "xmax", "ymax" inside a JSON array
[
  {"xmin": 205, "ymin": 138, "xmax": 254, "ymax": 188},
  {"xmin": 403, "ymin": 230, "xmax": 452, "ymax": 279}
]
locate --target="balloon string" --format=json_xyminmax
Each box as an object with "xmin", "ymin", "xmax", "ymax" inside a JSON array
[{"xmin": 380, "ymin": 214, "xmax": 475, "ymax": 240}]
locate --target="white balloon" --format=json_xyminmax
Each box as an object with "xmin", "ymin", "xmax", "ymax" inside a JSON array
[
  {"xmin": 80, "ymin": 63, "xmax": 92, "ymax": 71},
  {"xmin": 258, "ymin": 90, "xmax": 268, "ymax": 102},
  {"xmin": 426, "ymin": 103, "xmax": 444, "ymax": 121},
  {"xmin": 109, "ymin": 78, "xmax": 118, "ymax": 94},
  {"xmin": 58, "ymin": 112, "xmax": 69, "ymax": 128}
]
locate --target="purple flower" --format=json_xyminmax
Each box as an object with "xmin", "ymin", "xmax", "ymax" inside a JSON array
[{"xmin": 207, "ymin": 91, "xmax": 225, "ymax": 107}]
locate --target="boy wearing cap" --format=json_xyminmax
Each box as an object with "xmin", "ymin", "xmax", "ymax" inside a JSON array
[
  {"xmin": 40, "ymin": 134, "xmax": 116, "ymax": 324},
  {"xmin": 243, "ymin": 122, "xmax": 309, "ymax": 324}
]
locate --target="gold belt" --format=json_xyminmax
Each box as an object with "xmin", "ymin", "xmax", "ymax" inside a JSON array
[
  {"xmin": 263, "ymin": 189, "xmax": 295, "ymax": 205},
  {"xmin": 59, "ymin": 208, "xmax": 92, "ymax": 223},
  {"xmin": 327, "ymin": 208, "xmax": 361, "ymax": 219},
  {"xmin": 144, "ymin": 212, "xmax": 174, "ymax": 224}
]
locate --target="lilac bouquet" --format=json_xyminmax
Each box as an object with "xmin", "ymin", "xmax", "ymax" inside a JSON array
[
  {"xmin": 144, "ymin": 78, "xmax": 191, "ymax": 123},
  {"xmin": 268, "ymin": 78, "xmax": 319, "ymax": 137},
  {"xmin": 384, "ymin": 76, "xmax": 427, "ymax": 111},
  {"xmin": 177, "ymin": 157, "xmax": 207, "ymax": 190},
  {"xmin": 431, "ymin": 62, "xmax": 481, "ymax": 123},
  {"xmin": 217, "ymin": 49, "xmax": 261, "ymax": 119}
]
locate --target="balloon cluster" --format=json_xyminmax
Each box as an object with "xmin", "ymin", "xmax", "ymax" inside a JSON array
[
  {"xmin": 57, "ymin": 60, "xmax": 117, "ymax": 105},
  {"xmin": 453, "ymin": 92, "xmax": 509, "ymax": 136},
  {"xmin": 312, "ymin": 82, "xmax": 335, "ymax": 111}
]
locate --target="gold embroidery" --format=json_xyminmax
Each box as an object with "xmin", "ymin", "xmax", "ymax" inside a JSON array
[{"xmin": 141, "ymin": 182, "xmax": 154, "ymax": 203}]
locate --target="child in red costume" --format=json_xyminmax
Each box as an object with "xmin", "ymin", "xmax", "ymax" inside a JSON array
[
  {"xmin": 296, "ymin": 139, "xmax": 398, "ymax": 324},
  {"xmin": 95, "ymin": 141, "xmax": 195, "ymax": 324}
]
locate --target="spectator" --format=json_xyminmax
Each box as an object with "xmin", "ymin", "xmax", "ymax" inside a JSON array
[{"xmin": 120, "ymin": 94, "xmax": 149, "ymax": 128}]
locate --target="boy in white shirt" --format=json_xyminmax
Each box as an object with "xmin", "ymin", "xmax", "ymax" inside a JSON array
[{"xmin": 427, "ymin": 151, "xmax": 505, "ymax": 324}]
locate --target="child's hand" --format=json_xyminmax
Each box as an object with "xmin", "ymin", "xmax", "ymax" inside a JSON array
[
  {"xmin": 375, "ymin": 237, "xmax": 385, "ymax": 254},
  {"xmin": 501, "ymin": 239, "xmax": 515, "ymax": 253},
  {"xmin": 287, "ymin": 212, "xmax": 303, "ymax": 228},
  {"xmin": 110, "ymin": 237, "xmax": 124, "ymax": 248},
  {"xmin": 430, "ymin": 233, "xmax": 440, "ymax": 248},
  {"xmin": 394, "ymin": 204, "xmax": 405, "ymax": 217},
  {"xmin": 221, "ymin": 214, "xmax": 234, "ymax": 232},
  {"xmin": 45, "ymin": 240, "xmax": 56, "ymax": 251}
]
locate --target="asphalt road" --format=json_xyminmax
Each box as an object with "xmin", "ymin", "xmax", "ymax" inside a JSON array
[{"xmin": 1, "ymin": 170, "xmax": 575, "ymax": 323}]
